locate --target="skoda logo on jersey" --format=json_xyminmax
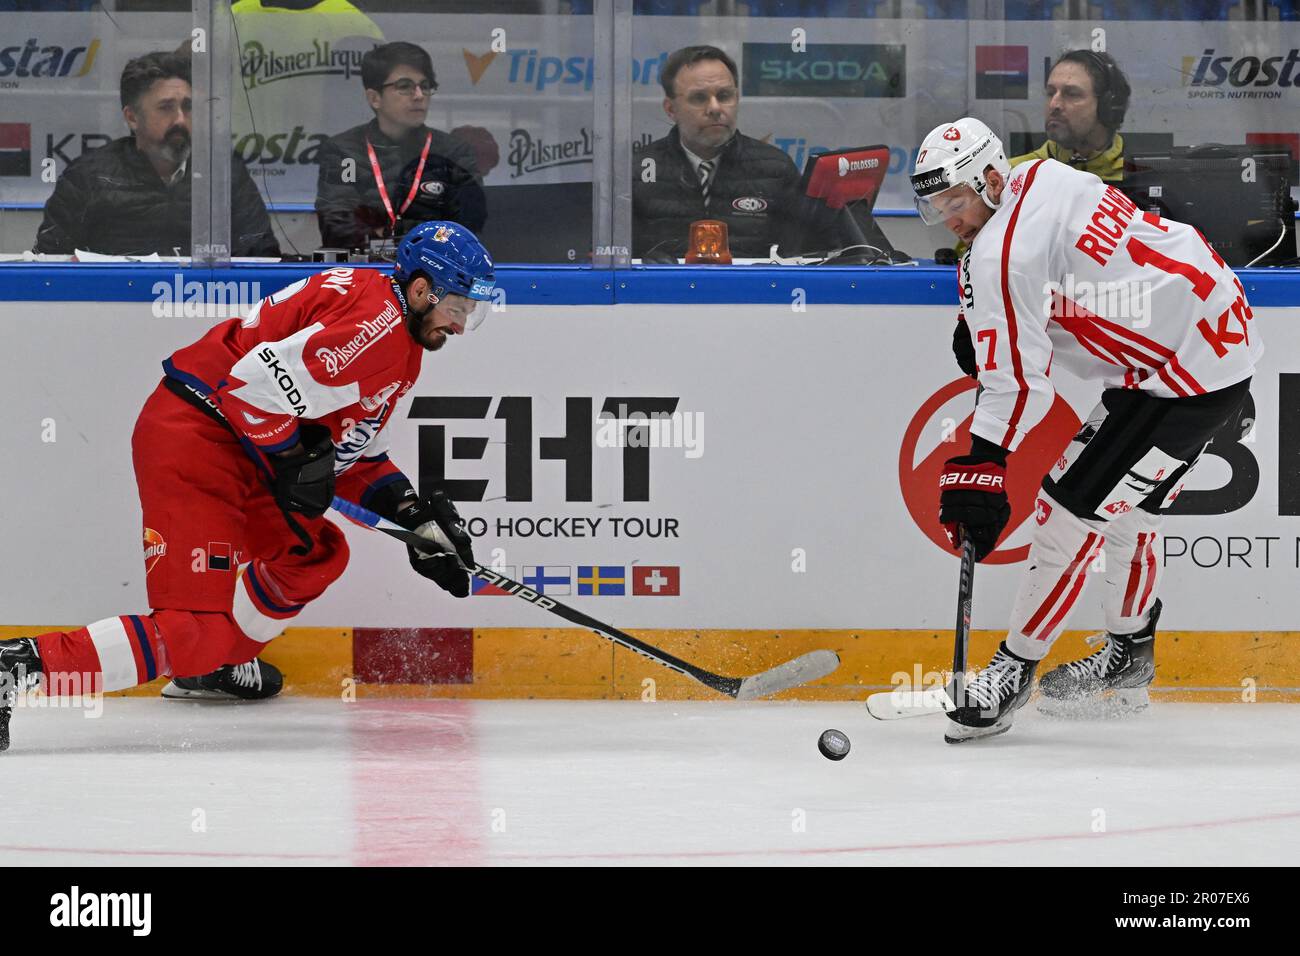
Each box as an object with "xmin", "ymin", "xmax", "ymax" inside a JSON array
[
  {"xmin": 420, "ymin": 180, "xmax": 446, "ymax": 198},
  {"xmin": 898, "ymin": 378, "xmax": 1081, "ymax": 565},
  {"xmin": 732, "ymin": 196, "xmax": 768, "ymax": 213}
]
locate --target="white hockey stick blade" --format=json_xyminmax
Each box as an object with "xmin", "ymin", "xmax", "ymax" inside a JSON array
[
  {"xmin": 865, "ymin": 687, "xmax": 956, "ymax": 720},
  {"xmin": 734, "ymin": 650, "xmax": 840, "ymax": 700}
]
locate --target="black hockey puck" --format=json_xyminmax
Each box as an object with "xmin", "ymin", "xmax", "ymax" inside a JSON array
[{"xmin": 818, "ymin": 728, "xmax": 851, "ymax": 761}]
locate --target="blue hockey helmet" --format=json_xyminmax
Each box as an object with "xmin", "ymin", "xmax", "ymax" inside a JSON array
[{"xmin": 394, "ymin": 221, "xmax": 496, "ymax": 327}]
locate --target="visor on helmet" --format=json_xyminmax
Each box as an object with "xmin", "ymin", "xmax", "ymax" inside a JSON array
[
  {"xmin": 437, "ymin": 293, "xmax": 491, "ymax": 332},
  {"xmin": 911, "ymin": 168, "xmax": 960, "ymax": 225}
]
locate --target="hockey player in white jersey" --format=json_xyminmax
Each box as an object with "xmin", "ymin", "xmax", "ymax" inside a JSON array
[{"xmin": 910, "ymin": 117, "xmax": 1260, "ymax": 743}]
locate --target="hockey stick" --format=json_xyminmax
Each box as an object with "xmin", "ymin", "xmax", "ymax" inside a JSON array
[
  {"xmin": 865, "ymin": 535, "xmax": 975, "ymax": 720},
  {"xmin": 330, "ymin": 496, "xmax": 840, "ymax": 699}
]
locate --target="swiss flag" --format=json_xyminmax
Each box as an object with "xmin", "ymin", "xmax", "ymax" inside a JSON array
[{"xmin": 632, "ymin": 565, "xmax": 680, "ymax": 596}]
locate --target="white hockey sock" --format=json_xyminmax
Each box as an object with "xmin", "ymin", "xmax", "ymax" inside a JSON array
[
  {"xmin": 1006, "ymin": 492, "xmax": 1106, "ymax": 661},
  {"xmin": 1101, "ymin": 507, "xmax": 1163, "ymax": 635}
]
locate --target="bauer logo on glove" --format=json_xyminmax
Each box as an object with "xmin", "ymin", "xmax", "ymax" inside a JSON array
[{"xmin": 937, "ymin": 456, "xmax": 1010, "ymax": 562}]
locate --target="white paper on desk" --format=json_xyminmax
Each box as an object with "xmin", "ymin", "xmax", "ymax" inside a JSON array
[
  {"xmin": 73, "ymin": 250, "xmax": 188, "ymax": 263},
  {"xmin": 0, "ymin": 251, "xmax": 78, "ymax": 263}
]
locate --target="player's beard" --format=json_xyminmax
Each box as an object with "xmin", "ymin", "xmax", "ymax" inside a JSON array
[{"xmin": 405, "ymin": 304, "xmax": 445, "ymax": 352}]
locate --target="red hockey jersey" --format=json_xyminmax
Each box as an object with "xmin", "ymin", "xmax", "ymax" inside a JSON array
[{"xmin": 163, "ymin": 267, "xmax": 421, "ymax": 502}]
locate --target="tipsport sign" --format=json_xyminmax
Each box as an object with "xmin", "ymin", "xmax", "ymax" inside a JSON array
[{"xmin": 462, "ymin": 47, "xmax": 668, "ymax": 92}]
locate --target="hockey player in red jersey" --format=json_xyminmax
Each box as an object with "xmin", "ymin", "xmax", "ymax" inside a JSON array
[
  {"xmin": 0, "ymin": 221, "xmax": 495, "ymax": 751},
  {"xmin": 910, "ymin": 118, "xmax": 1260, "ymax": 743}
]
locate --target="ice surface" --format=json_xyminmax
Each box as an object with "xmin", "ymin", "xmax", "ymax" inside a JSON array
[{"xmin": 2, "ymin": 698, "xmax": 1296, "ymax": 866}]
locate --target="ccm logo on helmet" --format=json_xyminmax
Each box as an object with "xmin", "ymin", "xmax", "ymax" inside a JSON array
[{"xmin": 939, "ymin": 470, "xmax": 1005, "ymax": 489}]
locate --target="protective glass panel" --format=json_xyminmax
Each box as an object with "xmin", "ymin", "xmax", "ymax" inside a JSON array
[
  {"xmin": 0, "ymin": 0, "xmax": 202, "ymax": 262},
  {"xmin": 233, "ymin": 0, "xmax": 597, "ymax": 266},
  {"xmin": 626, "ymin": 0, "xmax": 1299, "ymax": 268}
]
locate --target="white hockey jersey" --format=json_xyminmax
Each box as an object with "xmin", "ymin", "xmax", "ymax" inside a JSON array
[{"xmin": 958, "ymin": 158, "xmax": 1262, "ymax": 453}]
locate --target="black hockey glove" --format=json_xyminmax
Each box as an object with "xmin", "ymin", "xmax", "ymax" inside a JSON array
[
  {"xmin": 953, "ymin": 319, "xmax": 978, "ymax": 379},
  {"xmin": 397, "ymin": 491, "xmax": 477, "ymax": 598},
  {"xmin": 938, "ymin": 443, "xmax": 1010, "ymax": 563},
  {"xmin": 270, "ymin": 424, "xmax": 336, "ymax": 518}
]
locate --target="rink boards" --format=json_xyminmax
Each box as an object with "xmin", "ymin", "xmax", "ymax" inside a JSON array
[{"xmin": 4, "ymin": 294, "xmax": 1300, "ymax": 699}]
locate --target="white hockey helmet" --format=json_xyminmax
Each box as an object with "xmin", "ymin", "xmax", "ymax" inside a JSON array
[{"xmin": 910, "ymin": 117, "xmax": 1011, "ymax": 225}]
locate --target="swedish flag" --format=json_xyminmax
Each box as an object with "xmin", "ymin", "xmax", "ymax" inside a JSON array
[{"xmin": 577, "ymin": 566, "xmax": 625, "ymax": 596}]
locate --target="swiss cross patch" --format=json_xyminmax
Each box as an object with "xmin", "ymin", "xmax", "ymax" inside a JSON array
[
  {"xmin": 632, "ymin": 566, "xmax": 680, "ymax": 596},
  {"xmin": 1103, "ymin": 500, "xmax": 1133, "ymax": 516},
  {"xmin": 1035, "ymin": 498, "xmax": 1052, "ymax": 525},
  {"xmin": 943, "ymin": 127, "xmax": 961, "ymax": 141}
]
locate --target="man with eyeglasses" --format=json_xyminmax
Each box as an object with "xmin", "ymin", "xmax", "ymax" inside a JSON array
[
  {"xmin": 633, "ymin": 45, "xmax": 839, "ymax": 261},
  {"xmin": 315, "ymin": 42, "xmax": 486, "ymax": 252}
]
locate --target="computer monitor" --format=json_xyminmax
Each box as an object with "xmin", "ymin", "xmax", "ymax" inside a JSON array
[
  {"xmin": 1120, "ymin": 144, "xmax": 1298, "ymax": 267},
  {"xmin": 792, "ymin": 145, "xmax": 904, "ymax": 263}
]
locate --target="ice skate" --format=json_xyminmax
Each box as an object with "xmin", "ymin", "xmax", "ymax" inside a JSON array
[
  {"xmin": 1037, "ymin": 601, "xmax": 1159, "ymax": 719},
  {"xmin": 161, "ymin": 658, "xmax": 283, "ymax": 701},
  {"xmin": 944, "ymin": 642, "xmax": 1039, "ymax": 744},
  {"xmin": 0, "ymin": 637, "xmax": 42, "ymax": 752}
]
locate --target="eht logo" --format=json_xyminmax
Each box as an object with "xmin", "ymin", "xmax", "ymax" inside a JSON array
[
  {"xmin": 898, "ymin": 379, "xmax": 1080, "ymax": 564},
  {"xmin": 411, "ymin": 395, "xmax": 680, "ymax": 503}
]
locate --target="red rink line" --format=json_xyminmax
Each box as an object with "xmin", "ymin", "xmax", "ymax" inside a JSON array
[
  {"xmin": 493, "ymin": 808, "xmax": 1300, "ymax": 863},
  {"xmin": 0, "ymin": 844, "xmax": 343, "ymax": 862}
]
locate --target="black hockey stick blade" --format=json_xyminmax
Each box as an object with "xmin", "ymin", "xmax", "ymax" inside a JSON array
[{"xmin": 331, "ymin": 497, "xmax": 841, "ymax": 699}]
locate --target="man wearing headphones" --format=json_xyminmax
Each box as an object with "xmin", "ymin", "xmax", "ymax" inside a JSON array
[{"xmin": 1010, "ymin": 50, "xmax": 1131, "ymax": 183}]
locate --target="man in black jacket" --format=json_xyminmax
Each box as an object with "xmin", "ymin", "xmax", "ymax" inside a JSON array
[
  {"xmin": 34, "ymin": 51, "xmax": 280, "ymax": 258},
  {"xmin": 315, "ymin": 42, "xmax": 486, "ymax": 251},
  {"xmin": 633, "ymin": 45, "xmax": 838, "ymax": 260}
]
